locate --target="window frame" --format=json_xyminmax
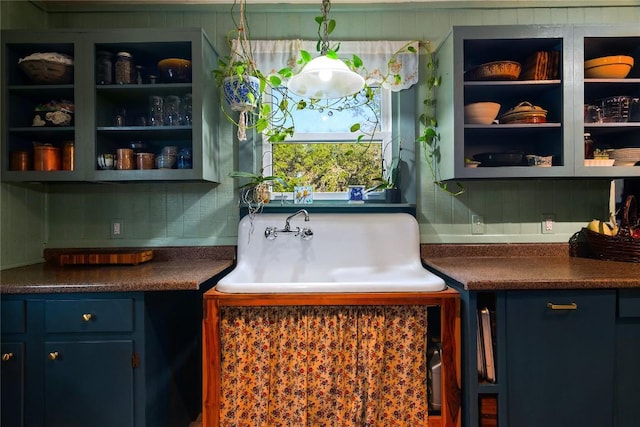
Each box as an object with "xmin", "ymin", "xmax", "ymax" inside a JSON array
[{"xmin": 262, "ymin": 86, "xmax": 393, "ymax": 201}]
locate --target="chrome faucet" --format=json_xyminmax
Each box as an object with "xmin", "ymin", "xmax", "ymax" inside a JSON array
[
  {"xmin": 284, "ymin": 209, "xmax": 310, "ymax": 231},
  {"xmin": 264, "ymin": 209, "xmax": 313, "ymax": 240}
]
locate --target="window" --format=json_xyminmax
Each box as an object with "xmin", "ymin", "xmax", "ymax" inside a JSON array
[{"xmin": 262, "ymin": 86, "xmax": 392, "ymax": 199}]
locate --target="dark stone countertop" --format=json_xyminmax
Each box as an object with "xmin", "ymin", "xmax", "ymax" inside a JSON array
[
  {"xmin": 0, "ymin": 247, "xmax": 235, "ymax": 294},
  {"xmin": 422, "ymin": 243, "xmax": 640, "ymax": 291}
]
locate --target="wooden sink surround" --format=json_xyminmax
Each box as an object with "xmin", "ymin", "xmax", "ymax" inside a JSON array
[{"xmin": 203, "ymin": 287, "xmax": 461, "ymax": 427}]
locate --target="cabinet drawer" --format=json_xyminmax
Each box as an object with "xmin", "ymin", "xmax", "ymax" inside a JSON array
[
  {"xmin": 618, "ymin": 289, "xmax": 640, "ymax": 318},
  {"xmin": 1, "ymin": 300, "xmax": 25, "ymax": 334},
  {"xmin": 45, "ymin": 299, "xmax": 134, "ymax": 333}
]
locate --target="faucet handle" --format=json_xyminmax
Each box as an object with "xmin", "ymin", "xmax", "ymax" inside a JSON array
[
  {"xmin": 264, "ymin": 227, "xmax": 278, "ymax": 240},
  {"xmin": 300, "ymin": 227, "xmax": 314, "ymax": 240}
]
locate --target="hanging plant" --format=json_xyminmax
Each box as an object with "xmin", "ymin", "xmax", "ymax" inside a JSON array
[{"xmin": 417, "ymin": 42, "xmax": 464, "ymax": 196}]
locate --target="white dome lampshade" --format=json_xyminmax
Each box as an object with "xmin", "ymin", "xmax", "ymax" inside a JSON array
[{"xmin": 287, "ymin": 55, "xmax": 365, "ymax": 99}]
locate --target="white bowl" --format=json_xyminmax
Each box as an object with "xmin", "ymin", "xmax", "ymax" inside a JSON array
[{"xmin": 464, "ymin": 102, "xmax": 501, "ymax": 124}]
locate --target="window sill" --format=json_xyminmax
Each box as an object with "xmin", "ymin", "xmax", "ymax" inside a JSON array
[{"xmin": 240, "ymin": 201, "xmax": 416, "ymax": 216}]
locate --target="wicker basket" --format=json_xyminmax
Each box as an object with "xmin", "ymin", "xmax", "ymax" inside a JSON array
[
  {"xmin": 19, "ymin": 58, "xmax": 73, "ymax": 84},
  {"xmin": 573, "ymin": 195, "xmax": 640, "ymax": 263}
]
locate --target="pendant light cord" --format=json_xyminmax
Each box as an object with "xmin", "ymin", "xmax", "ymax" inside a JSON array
[{"xmin": 320, "ymin": 0, "xmax": 330, "ymax": 55}]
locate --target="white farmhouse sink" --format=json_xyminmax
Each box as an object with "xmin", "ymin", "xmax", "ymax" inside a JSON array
[{"xmin": 216, "ymin": 212, "xmax": 446, "ymax": 293}]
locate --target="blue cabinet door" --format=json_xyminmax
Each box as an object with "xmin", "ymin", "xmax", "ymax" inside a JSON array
[
  {"xmin": 44, "ymin": 340, "xmax": 135, "ymax": 427},
  {"xmin": 1, "ymin": 342, "xmax": 24, "ymax": 427},
  {"xmin": 616, "ymin": 289, "xmax": 640, "ymax": 427},
  {"xmin": 505, "ymin": 290, "xmax": 616, "ymax": 427}
]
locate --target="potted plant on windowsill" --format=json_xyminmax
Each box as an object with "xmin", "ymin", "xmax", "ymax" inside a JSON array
[
  {"xmin": 369, "ymin": 156, "xmax": 401, "ymax": 203},
  {"xmin": 229, "ymin": 170, "xmax": 287, "ymax": 206}
]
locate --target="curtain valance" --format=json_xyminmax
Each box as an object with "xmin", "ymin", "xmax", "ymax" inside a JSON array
[{"xmin": 232, "ymin": 39, "xmax": 419, "ymax": 92}]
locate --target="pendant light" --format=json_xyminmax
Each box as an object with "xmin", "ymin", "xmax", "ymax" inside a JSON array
[{"xmin": 287, "ymin": 0, "xmax": 365, "ymax": 99}]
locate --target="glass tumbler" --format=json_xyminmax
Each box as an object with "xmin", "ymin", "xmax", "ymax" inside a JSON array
[
  {"xmin": 149, "ymin": 96, "xmax": 164, "ymax": 126},
  {"xmin": 182, "ymin": 93, "xmax": 192, "ymax": 125},
  {"xmin": 164, "ymin": 95, "xmax": 182, "ymax": 126}
]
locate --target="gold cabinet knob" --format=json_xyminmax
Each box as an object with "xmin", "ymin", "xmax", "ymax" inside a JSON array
[
  {"xmin": 2, "ymin": 352, "xmax": 14, "ymax": 361},
  {"xmin": 82, "ymin": 313, "xmax": 93, "ymax": 322},
  {"xmin": 48, "ymin": 351, "xmax": 60, "ymax": 361}
]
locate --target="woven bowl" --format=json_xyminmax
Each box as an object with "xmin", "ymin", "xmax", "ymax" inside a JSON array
[
  {"xmin": 19, "ymin": 53, "xmax": 74, "ymax": 84},
  {"xmin": 465, "ymin": 60, "xmax": 522, "ymax": 81}
]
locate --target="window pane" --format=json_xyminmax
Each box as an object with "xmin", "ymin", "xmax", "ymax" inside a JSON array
[
  {"xmin": 270, "ymin": 88, "xmax": 383, "ymax": 134},
  {"xmin": 272, "ymin": 142, "xmax": 382, "ymax": 192}
]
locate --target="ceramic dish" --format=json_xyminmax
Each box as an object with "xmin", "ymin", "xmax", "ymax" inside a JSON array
[
  {"xmin": 500, "ymin": 101, "xmax": 547, "ymax": 124},
  {"xmin": 584, "ymin": 159, "xmax": 615, "ymax": 167},
  {"xmin": 526, "ymin": 155, "xmax": 553, "ymax": 167},
  {"xmin": 157, "ymin": 58, "xmax": 192, "ymax": 83},
  {"xmin": 473, "ymin": 152, "xmax": 524, "ymax": 167},
  {"xmin": 584, "ymin": 55, "xmax": 634, "ymax": 79},
  {"xmin": 465, "ymin": 60, "xmax": 522, "ymax": 81},
  {"xmin": 464, "ymin": 102, "xmax": 501, "ymax": 124}
]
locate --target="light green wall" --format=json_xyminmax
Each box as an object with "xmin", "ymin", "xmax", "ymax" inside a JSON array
[{"xmin": 2, "ymin": 1, "xmax": 637, "ymax": 267}]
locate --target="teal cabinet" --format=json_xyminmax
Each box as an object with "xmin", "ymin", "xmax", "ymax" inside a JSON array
[
  {"xmin": 450, "ymin": 285, "xmax": 636, "ymax": 427},
  {"xmin": 1, "ymin": 342, "xmax": 25, "ymax": 427},
  {"xmin": 0, "ymin": 291, "xmax": 202, "ymax": 427},
  {"xmin": 615, "ymin": 289, "xmax": 640, "ymax": 427},
  {"xmin": 435, "ymin": 24, "xmax": 640, "ymax": 180},
  {"xmin": 1, "ymin": 28, "xmax": 219, "ymax": 183},
  {"xmin": 44, "ymin": 341, "xmax": 135, "ymax": 427},
  {"xmin": 505, "ymin": 290, "xmax": 616, "ymax": 427},
  {"xmin": 1, "ymin": 300, "xmax": 26, "ymax": 426}
]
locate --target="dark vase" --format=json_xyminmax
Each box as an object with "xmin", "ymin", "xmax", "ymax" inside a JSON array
[{"xmin": 385, "ymin": 188, "xmax": 401, "ymax": 203}]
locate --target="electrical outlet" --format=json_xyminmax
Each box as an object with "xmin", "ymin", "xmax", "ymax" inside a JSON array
[
  {"xmin": 111, "ymin": 219, "xmax": 123, "ymax": 238},
  {"xmin": 471, "ymin": 215, "xmax": 486, "ymax": 235},
  {"xmin": 541, "ymin": 214, "xmax": 555, "ymax": 234}
]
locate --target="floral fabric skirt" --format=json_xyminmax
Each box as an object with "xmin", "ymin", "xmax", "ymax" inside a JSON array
[{"xmin": 219, "ymin": 305, "xmax": 429, "ymax": 426}]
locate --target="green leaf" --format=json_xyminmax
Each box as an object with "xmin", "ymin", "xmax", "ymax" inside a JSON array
[
  {"xmin": 269, "ymin": 75, "xmax": 282, "ymax": 86},
  {"xmin": 296, "ymin": 100, "xmax": 307, "ymax": 110},
  {"xmin": 350, "ymin": 123, "xmax": 361, "ymax": 132},
  {"xmin": 327, "ymin": 19, "xmax": 336, "ymax": 35},
  {"xmin": 326, "ymin": 49, "xmax": 339, "ymax": 60},
  {"xmin": 300, "ymin": 50, "xmax": 312, "ymax": 63},
  {"xmin": 314, "ymin": 16, "xmax": 323, "ymax": 25},
  {"xmin": 407, "ymin": 46, "xmax": 417, "ymax": 53},
  {"xmin": 277, "ymin": 68, "xmax": 292, "ymax": 78},
  {"xmin": 256, "ymin": 118, "xmax": 268, "ymax": 133},
  {"xmin": 352, "ymin": 54, "xmax": 363, "ymax": 68}
]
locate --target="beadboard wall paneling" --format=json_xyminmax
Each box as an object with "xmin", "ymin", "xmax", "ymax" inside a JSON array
[
  {"xmin": 1, "ymin": 3, "xmax": 638, "ymax": 269},
  {"xmin": 0, "ymin": 184, "xmax": 47, "ymax": 268},
  {"xmin": 1, "ymin": 1, "xmax": 49, "ymax": 268}
]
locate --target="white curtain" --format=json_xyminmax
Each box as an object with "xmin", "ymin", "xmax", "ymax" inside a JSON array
[{"xmin": 232, "ymin": 39, "xmax": 419, "ymax": 92}]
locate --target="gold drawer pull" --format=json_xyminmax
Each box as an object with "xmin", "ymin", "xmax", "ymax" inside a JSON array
[
  {"xmin": 48, "ymin": 351, "xmax": 60, "ymax": 361},
  {"xmin": 2, "ymin": 352, "xmax": 14, "ymax": 361},
  {"xmin": 82, "ymin": 313, "xmax": 93, "ymax": 322},
  {"xmin": 547, "ymin": 302, "xmax": 578, "ymax": 310}
]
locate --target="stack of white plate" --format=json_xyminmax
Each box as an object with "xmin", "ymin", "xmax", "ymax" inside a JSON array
[{"xmin": 610, "ymin": 148, "xmax": 640, "ymax": 166}]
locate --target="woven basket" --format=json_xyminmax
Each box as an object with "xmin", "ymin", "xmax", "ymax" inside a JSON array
[
  {"xmin": 19, "ymin": 59, "xmax": 73, "ymax": 84},
  {"xmin": 575, "ymin": 195, "xmax": 640, "ymax": 263}
]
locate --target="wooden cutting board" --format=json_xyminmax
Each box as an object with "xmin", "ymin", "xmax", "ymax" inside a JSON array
[{"xmin": 57, "ymin": 250, "xmax": 154, "ymax": 266}]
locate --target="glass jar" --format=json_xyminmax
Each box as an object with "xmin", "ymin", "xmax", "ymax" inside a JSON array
[
  {"xmin": 149, "ymin": 96, "xmax": 164, "ymax": 126},
  {"xmin": 177, "ymin": 147, "xmax": 192, "ymax": 169},
  {"xmin": 182, "ymin": 93, "xmax": 192, "ymax": 125},
  {"xmin": 115, "ymin": 51, "xmax": 133, "ymax": 84},
  {"xmin": 96, "ymin": 50, "xmax": 113, "ymax": 85},
  {"xmin": 584, "ymin": 132, "xmax": 594, "ymax": 159},
  {"xmin": 164, "ymin": 95, "xmax": 182, "ymax": 126}
]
